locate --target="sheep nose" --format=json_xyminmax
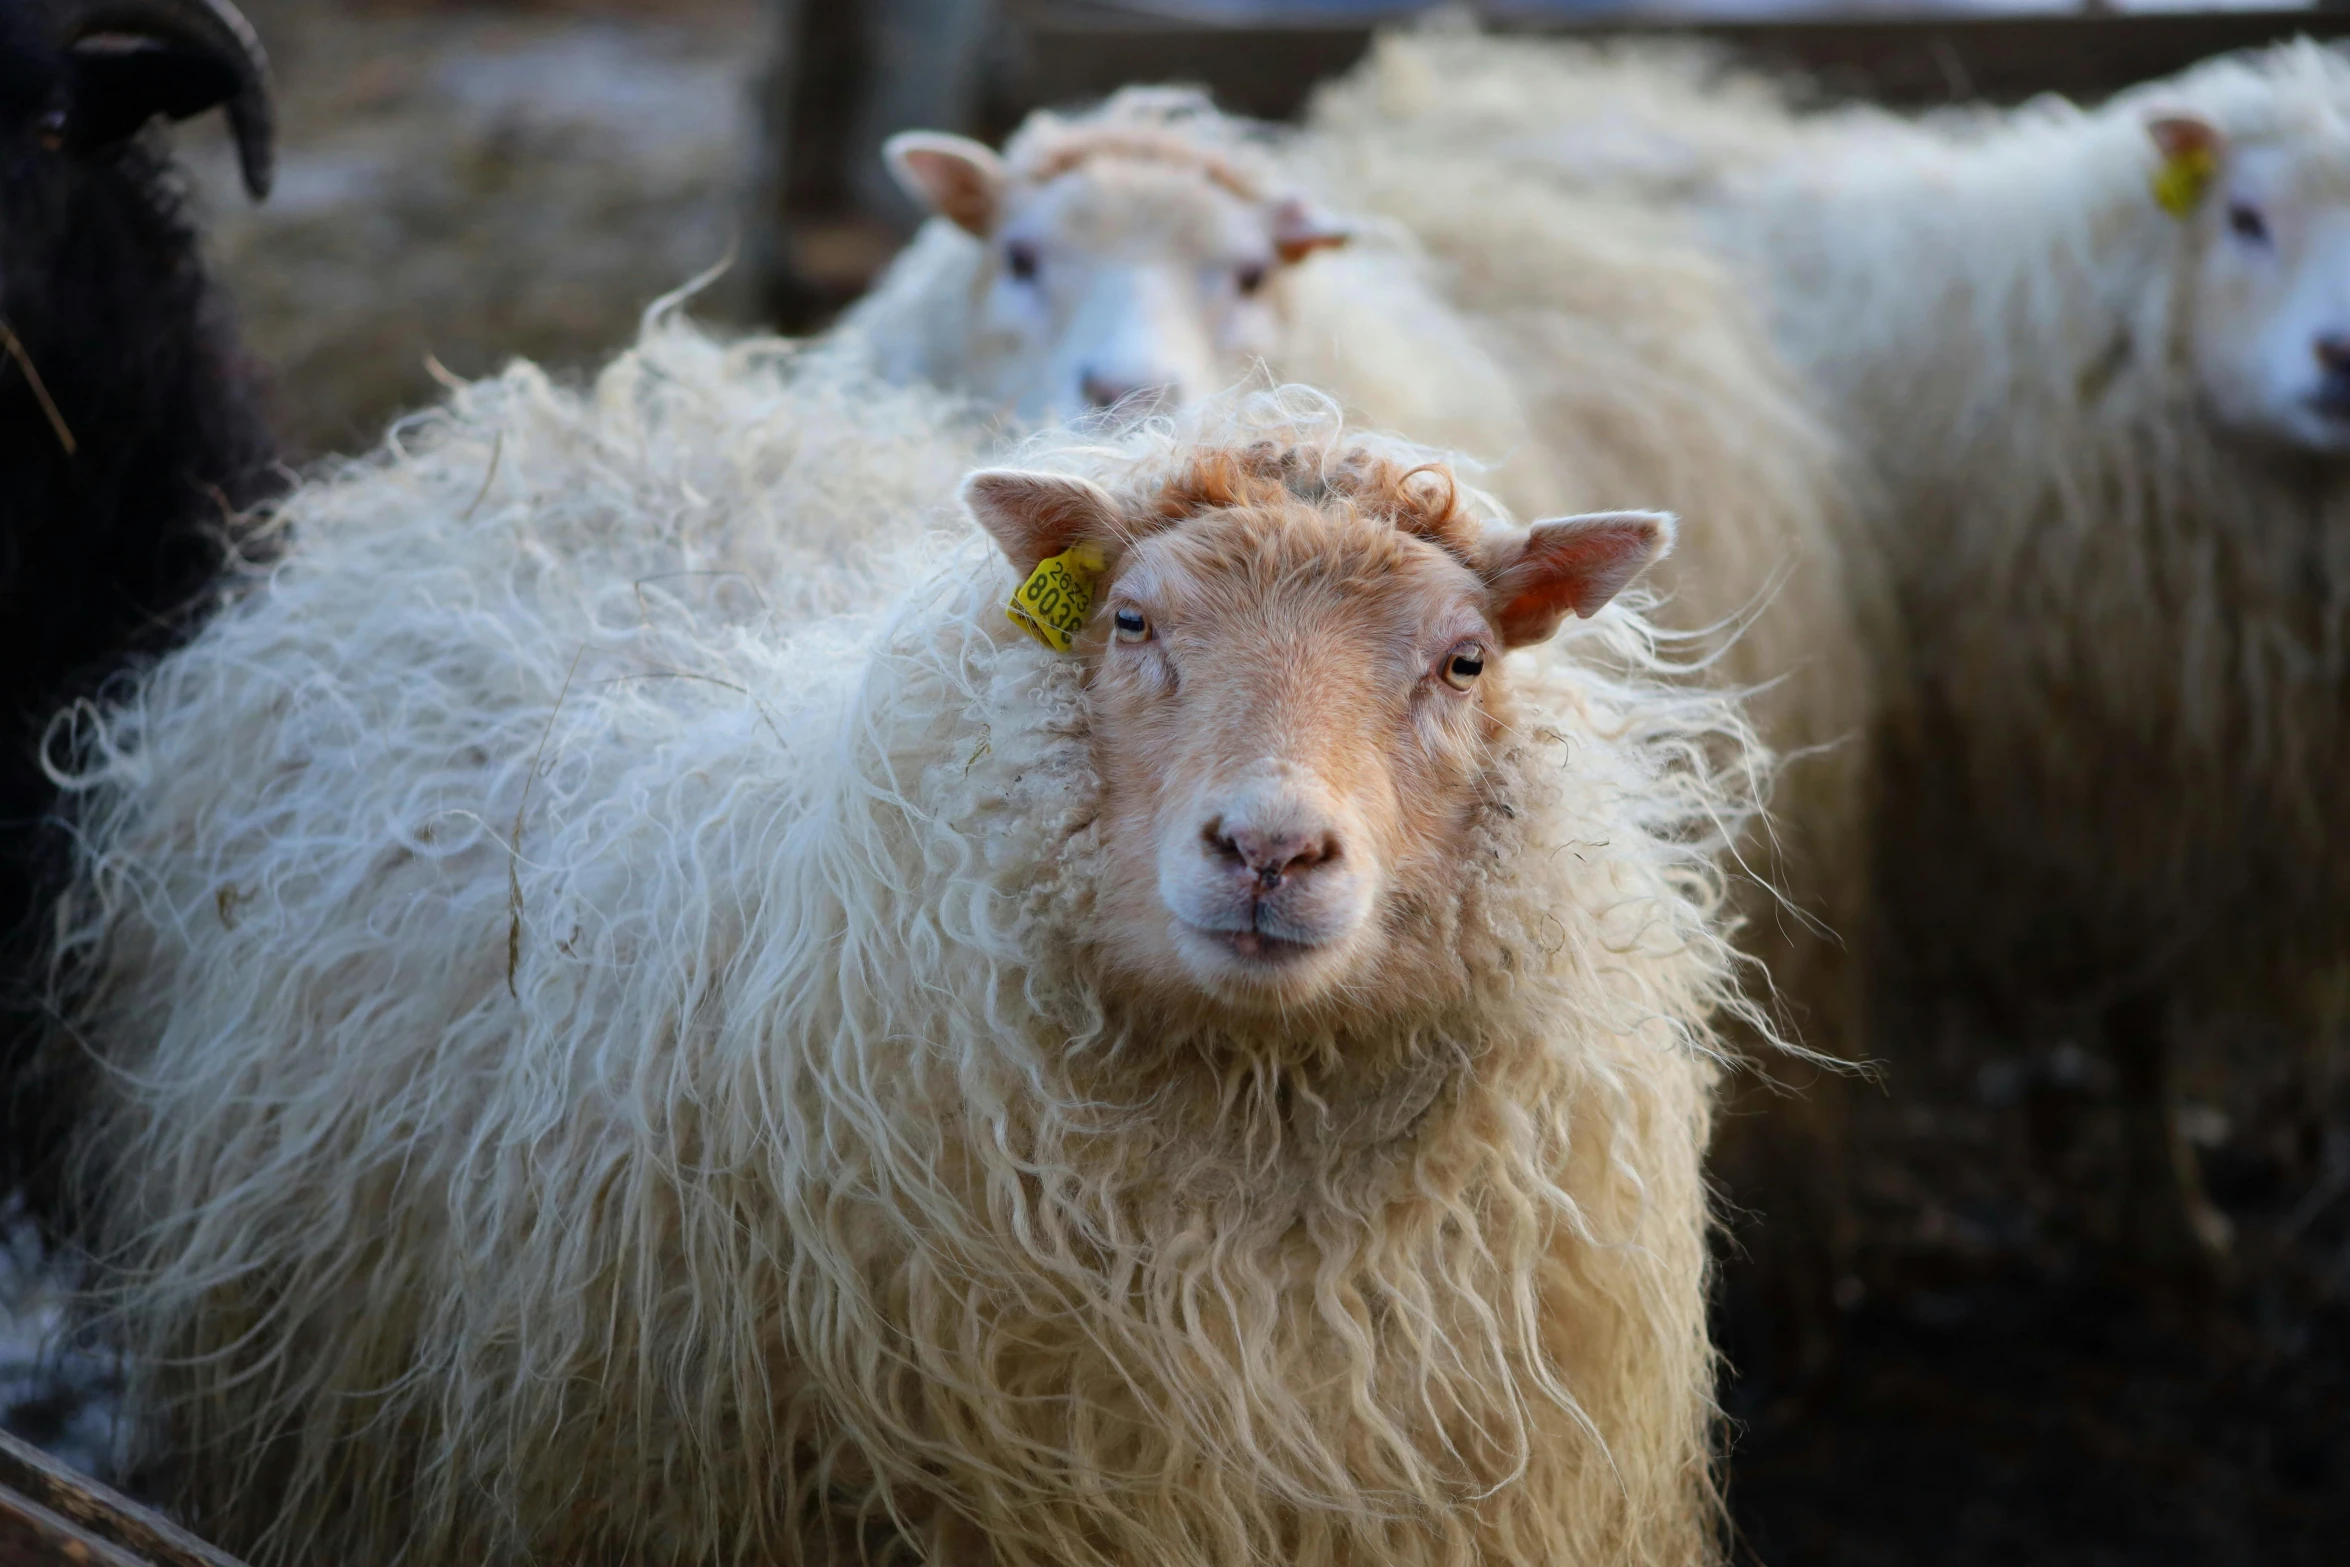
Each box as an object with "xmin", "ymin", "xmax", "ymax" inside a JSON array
[
  {"xmin": 1205, "ymin": 818, "xmax": 1337, "ymax": 892},
  {"xmin": 2314, "ymin": 334, "xmax": 2350, "ymax": 374},
  {"xmin": 1080, "ymin": 372, "xmax": 1171, "ymax": 412}
]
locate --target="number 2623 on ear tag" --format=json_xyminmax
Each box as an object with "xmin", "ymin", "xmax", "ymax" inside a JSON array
[{"xmin": 1007, "ymin": 543, "xmax": 1106, "ymax": 653}]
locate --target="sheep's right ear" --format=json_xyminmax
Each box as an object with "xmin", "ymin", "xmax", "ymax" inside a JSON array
[
  {"xmin": 2146, "ymin": 111, "xmax": 2226, "ymax": 216},
  {"xmin": 963, "ymin": 470, "xmax": 1123, "ymax": 575},
  {"xmin": 885, "ymin": 131, "xmax": 1008, "ymax": 237},
  {"xmin": 1272, "ymin": 195, "xmax": 1351, "ymax": 264},
  {"xmin": 1482, "ymin": 510, "xmax": 1675, "ymax": 648}
]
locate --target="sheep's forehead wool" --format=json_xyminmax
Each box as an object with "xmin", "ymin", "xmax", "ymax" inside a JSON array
[
  {"xmin": 991, "ymin": 91, "xmax": 1287, "ymax": 245},
  {"xmin": 1146, "ymin": 491, "xmax": 1474, "ymax": 593},
  {"xmin": 1010, "ymin": 157, "xmax": 1266, "ymax": 260},
  {"xmin": 2161, "ymin": 49, "xmax": 2350, "ymax": 205},
  {"xmin": 2135, "ymin": 39, "xmax": 2350, "ymax": 146},
  {"xmin": 1096, "ymin": 442, "xmax": 1486, "ymax": 606},
  {"xmin": 1005, "ymin": 87, "xmax": 1278, "ymax": 206},
  {"xmin": 1133, "ymin": 442, "xmax": 1483, "ymax": 548},
  {"xmin": 1018, "ymin": 130, "xmax": 1267, "ymax": 204}
]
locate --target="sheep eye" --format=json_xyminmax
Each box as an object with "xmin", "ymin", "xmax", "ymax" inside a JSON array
[
  {"xmin": 1440, "ymin": 642, "xmax": 1486, "ymax": 691},
  {"xmin": 1005, "ymin": 241, "xmax": 1040, "ymax": 282},
  {"xmin": 1113, "ymin": 607, "xmax": 1151, "ymax": 644},
  {"xmin": 1236, "ymin": 262, "xmax": 1269, "ymax": 296},
  {"xmin": 2228, "ymin": 203, "xmax": 2270, "ymax": 244}
]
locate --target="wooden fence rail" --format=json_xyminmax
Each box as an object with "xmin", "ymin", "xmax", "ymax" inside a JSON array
[{"xmin": 0, "ymin": 1432, "xmax": 245, "ymax": 1567}]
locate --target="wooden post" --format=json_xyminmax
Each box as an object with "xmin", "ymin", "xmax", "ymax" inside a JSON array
[{"xmin": 0, "ymin": 1432, "xmax": 246, "ymax": 1567}]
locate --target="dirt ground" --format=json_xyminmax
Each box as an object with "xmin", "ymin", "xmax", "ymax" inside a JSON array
[
  {"xmin": 177, "ymin": 0, "xmax": 769, "ymax": 460},
  {"xmin": 5, "ymin": 3, "xmax": 2347, "ymax": 1561},
  {"xmin": 1718, "ymin": 994, "xmax": 2350, "ymax": 1565}
]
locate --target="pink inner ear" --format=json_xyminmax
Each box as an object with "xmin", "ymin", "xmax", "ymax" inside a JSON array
[
  {"xmin": 897, "ymin": 147, "xmax": 1001, "ymax": 236},
  {"xmin": 963, "ymin": 471, "xmax": 1122, "ymax": 573},
  {"xmin": 2148, "ymin": 113, "xmax": 2222, "ymax": 164},
  {"xmin": 1272, "ymin": 197, "xmax": 1349, "ymax": 265},
  {"xmin": 1490, "ymin": 513, "xmax": 1669, "ymax": 647}
]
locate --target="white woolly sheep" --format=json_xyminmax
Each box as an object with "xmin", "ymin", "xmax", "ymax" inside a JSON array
[
  {"xmin": 1748, "ymin": 42, "xmax": 2350, "ymax": 1267},
  {"xmin": 59, "ymin": 320, "xmax": 1773, "ymax": 1566},
  {"xmin": 1338, "ymin": 32, "xmax": 2350, "ymax": 1264},
  {"xmin": 845, "ymin": 84, "xmax": 1881, "ymax": 1358},
  {"xmin": 1302, "ymin": 31, "xmax": 1805, "ymax": 207}
]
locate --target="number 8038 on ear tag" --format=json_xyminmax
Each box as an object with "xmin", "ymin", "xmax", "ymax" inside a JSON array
[{"xmin": 1007, "ymin": 543, "xmax": 1106, "ymax": 653}]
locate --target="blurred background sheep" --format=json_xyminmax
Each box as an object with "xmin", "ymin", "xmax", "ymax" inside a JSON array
[{"xmin": 5, "ymin": 3, "xmax": 2350, "ymax": 1566}]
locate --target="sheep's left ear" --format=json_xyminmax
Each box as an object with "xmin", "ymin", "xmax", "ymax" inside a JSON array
[
  {"xmin": 885, "ymin": 131, "xmax": 1008, "ymax": 237},
  {"xmin": 65, "ymin": 37, "xmax": 242, "ymax": 151},
  {"xmin": 963, "ymin": 469, "xmax": 1123, "ymax": 575},
  {"xmin": 1272, "ymin": 195, "xmax": 1350, "ymax": 265},
  {"xmin": 1482, "ymin": 511, "xmax": 1675, "ymax": 648},
  {"xmin": 2147, "ymin": 112, "xmax": 2226, "ymax": 217}
]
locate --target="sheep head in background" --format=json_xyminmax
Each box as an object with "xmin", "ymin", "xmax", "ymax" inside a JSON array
[
  {"xmin": 1, "ymin": 0, "xmax": 276, "ymax": 1218},
  {"xmin": 872, "ymin": 87, "xmax": 1345, "ymax": 420},
  {"xmin": 2148, "ymin": 102, "xmax": 2350, "ymax": 453},
  {"xmin": 966, "ymin": 445, "xmax": 1669, "ymax": 1016},
  {"xmin": 11, "ymin": 0, "xmax": 272, "ymax": 199}
]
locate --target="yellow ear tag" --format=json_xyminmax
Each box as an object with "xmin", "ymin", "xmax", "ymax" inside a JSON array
[
  {"xmin": 1006, "ymin": 542, "xmax": 1106, "ymax": 653},
  {"xmin": 2153, "ymin": 145, "xmax": 2217, "ymax": 219}
]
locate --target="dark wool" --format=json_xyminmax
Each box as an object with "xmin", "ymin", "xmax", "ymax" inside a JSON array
[{"xmin": 0, "ymin": 0, "xmax": 276, "ymax": 1209}]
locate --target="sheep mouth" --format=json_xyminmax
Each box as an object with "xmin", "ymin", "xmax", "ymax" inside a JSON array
[
  {"xmin": 1174, "ymin": 919, "xmax": 1326, "ymax": 969},
  {"xmin": 1216, "ymin": 928, "xmax": 1318, "ymax": 964},
  {"xmin": 2303, "ymin": 384, "xmax": 2350, "ymax": 423}
]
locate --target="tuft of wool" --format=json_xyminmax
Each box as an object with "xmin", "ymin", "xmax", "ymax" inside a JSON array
[
  {"xmin": 57, "ymin": 319, "xmax": 1770, "ymax": 1566},
  {"xmin": 1304, "ymin": 29, "xmax": 1811, "ymax": 202}
]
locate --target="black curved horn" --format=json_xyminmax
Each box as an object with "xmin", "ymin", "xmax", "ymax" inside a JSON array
[{"xmin": 58, "ymin": 0, "xmax": 275, "ymax": 199}]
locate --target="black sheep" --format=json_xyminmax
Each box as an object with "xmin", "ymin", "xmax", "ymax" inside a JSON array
[{"xmin": 0, "ymin": 0, "xmax": 276, "ymax": 1211}]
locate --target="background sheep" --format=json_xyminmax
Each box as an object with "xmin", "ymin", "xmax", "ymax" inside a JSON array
[
  {"xmin": 0, "ymin": 0, "xmax": 278, "ymax": 1218},
  {"xmin": 1761, "ymin": 42, "xmax": 2350, "ymax": 1270},
  {"xmin": 58, "ymin": 318, "xmax": 1770, "ymax": 1566},
  {"xmin": 1340, "ymin": 32, "xmax": 2350, "ymax": 1269},
  {"xmin": 845, "ymin": 83, "xmax": 1880, "ymax": 1366},
  {"xmin": 1303, "ymin": 30, "xmax": 1805, "ymax": 208}
]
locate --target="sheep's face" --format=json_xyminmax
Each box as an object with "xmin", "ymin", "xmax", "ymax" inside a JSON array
[
  {"xmin": 888, "ymin": 129, "xmax": 1345, "ymax": 424},
  {"xmin": 963, "ymin": 451, "xmax": 1670, "ymax": 1019},
  {"xmin": 0, "ymin": 0, "xmax": 275, "ymax": 208},
  {"xmin": 2158, "ymin": 113, "xmax": 2350, "ymax": 454}
]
